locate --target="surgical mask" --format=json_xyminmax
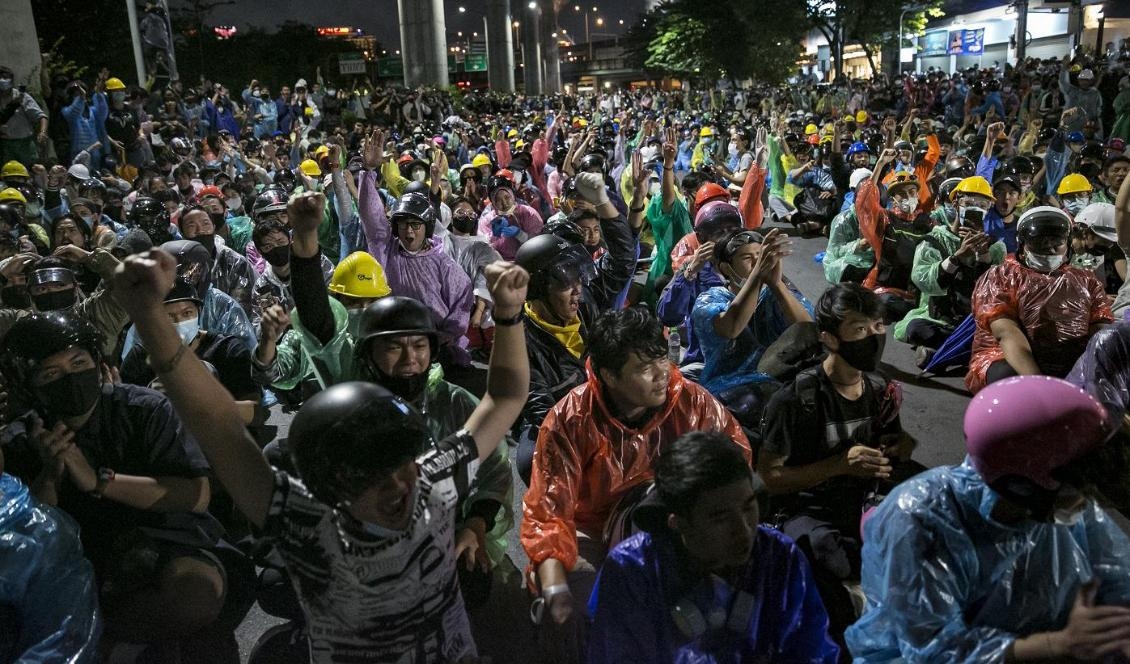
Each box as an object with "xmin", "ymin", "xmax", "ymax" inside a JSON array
[
  {"xmin": 111, "ymin": 91, "xmax": 126, "ymax": 104},
  {"xmin": 942, "ymin": 203, "xmax": 956, "ymax": 221},
  {"xmin": 175, "ymin": 318, "xmax": 200, "ymax": 344},
  {"xmin": 513, "ymin": 170, "xmax": 525, "ymax": 186},
  {"xmin": 0, "ymin": 78, "xmax": 12, "ymax": 92},
  {"xmin": 263, "ymin": 244, "xmax": 291, "ymax": 267},
  {"xmin": 79, "ymin": 213, "xmax": 94, "ymax": 229},
  {"xmin": 1025, "ymin": 251, "xmax": 1064, "ymax": 272},
  {"xmin": 452, "ymin": 213, "xmax": 478, "ymax": 235},
  {"xmin": 835, "ymin": 332, "xmax": 885, "ymax": 372},
  {"xmin": 728, "ymin": 142, "xmax": 738, "ymax": 157},
  {"xmin": 639, "ymin": 145, "xmax": 658, "ymax": 162},
  {"xmin": 1, "ymin": 284, "xmax": 31, "ymax": 309},
  {"xmin": 649, "ymin": 179, "xmax": 661, "ymax": 196},
  {"xmin": 33, "ymin": 289, "xmax": 77, "ymax": 311},
  {"xmin": 1064, "ymin": 197, "xmax": 1089, "ymax": 216},
  {"xmin": 225, "ymin": 196, "xmax": 242, "ymax": 211},
  {"xmin": 35, "ymin": 367, "xmax": 101, "ymax": 418},
  {"xmin": 895, "ymin": 198, "xmax": 916, "ymax": 215},
  {"xmin": 411, "ymin": 168, "xmax": 427, "ymax": 183}
]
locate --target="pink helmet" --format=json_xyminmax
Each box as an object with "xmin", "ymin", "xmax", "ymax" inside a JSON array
[
  {"xmin": 964, "ymin": 376, "xmax": 1110, "ymax": 490},
  {"xmin": 693, "ymin": 200, "xmax": 743, "ymax": 242}
]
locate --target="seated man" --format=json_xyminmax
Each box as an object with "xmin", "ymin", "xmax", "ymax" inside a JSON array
[
  {"xmin": 966, "ymin": 207, "xmax": 1113, "ymax": 394},
  {"xmin": 176, "ymin": 205, "xmax": 258, "ymax": 318},
  {"xmin": 521, "ymin": 307, "xmax": 749, "ymax": 646},
  {"xmin": 0, "ymin": 312, "xmax": 229, "ymax": 650},
  {"xmin": 121, "ymin": 277, "xmax": 258, "ymax": 403},
  {"xmin": 113, "ymin": 192, "xmax": 530, "ymax": 661},
  {"xmin": 249, "ymin": 218, "xmax": 334, "ymax": 321},
  {"xmin": 588, "ymin": 431, "xmax": 839, "ymax": 663},
  {"xmin": 1071, "ymin": 202, "xmax": 1125, "ymax": 295},
  {"xmin": 657, "ymin": 199, "xmax": 743, "ymax": 368},
  {"xmin": 894, "ymin": 176, "xmax": 1006, "ymax": 365},
  {"xmin": 825, "ymin": 172, "xmax": 933, "ymax": 322},
  {"xmin": 759, "ymin": 283, "xmax": 921, "ymax": 640},
  {"xmin": 692, "ymin": 227, "xmax": 813, "ymax": 428},
  {"xmin": 847, "ymin": 376, "xmax": 1130, "ymax": 662}
]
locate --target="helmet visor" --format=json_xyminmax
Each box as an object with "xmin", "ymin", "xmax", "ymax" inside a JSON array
[{"xmin": 545, "ymin": 244, "xmax": 597, "ymax": 290}]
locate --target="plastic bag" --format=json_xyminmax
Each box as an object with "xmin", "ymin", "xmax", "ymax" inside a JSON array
[{"xmin": 0, "ymin": 474, "xmax": 101, "ymax": 663}]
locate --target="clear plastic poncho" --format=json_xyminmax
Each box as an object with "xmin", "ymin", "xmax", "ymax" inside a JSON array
[
  {"xmin": 0, "ymin": 473, "xmax": 101, "ymax": 663},
  {"xmin": 846, "ymin": 461, "xmax": 1130, "ymax": 663}
]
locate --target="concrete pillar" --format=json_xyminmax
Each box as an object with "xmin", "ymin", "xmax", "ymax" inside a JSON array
[
  {"xmin": 521, "ymin": 2, "xmax": 543, "ymax": 94},
  {"xmin": 540, "ymin": 0, "xmax": 561, "ymax": 93},
  {"xmin": 485, "ymin": 0, "xmax": 515, "ymax": 92},
  {"xmin": 397, "ymin": 0, "xmax": 449, "ymax": 88},
  {"xmin": 0, "ymin": 0, "xmax": 42, "ymax": 94}
]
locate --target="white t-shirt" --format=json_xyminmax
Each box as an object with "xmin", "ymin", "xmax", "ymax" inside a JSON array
[{"xmin": 263, "ymin": 431, "xmax": 481, "ymax": 663}]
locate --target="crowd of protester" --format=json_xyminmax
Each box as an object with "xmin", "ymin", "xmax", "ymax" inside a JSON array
[{"xmin": 3, "ymin": 40, "xmax": 1130, "ymax": 663}]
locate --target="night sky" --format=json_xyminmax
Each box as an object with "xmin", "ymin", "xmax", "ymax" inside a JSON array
[{"xmin": 208, "ymin": 0, "xmax": 648, "ymax": 50}]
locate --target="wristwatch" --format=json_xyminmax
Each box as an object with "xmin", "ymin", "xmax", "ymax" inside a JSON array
[
  {"xmin": 494, "ymin": 309, "xmax": 525, "ymax": 327},
  {"xmin": 91, "ymin": 467, "xmax": 115, "ymax": 499}
]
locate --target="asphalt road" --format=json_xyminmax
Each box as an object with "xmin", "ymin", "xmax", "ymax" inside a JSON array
[{"xmin": 234, "ymin": 218, "xmax": 976, "ymax": 662}]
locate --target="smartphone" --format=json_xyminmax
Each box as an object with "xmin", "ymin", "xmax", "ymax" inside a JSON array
[{"xmin": 962, "ymin": 208, "xmax": 985, "ymax": 228}]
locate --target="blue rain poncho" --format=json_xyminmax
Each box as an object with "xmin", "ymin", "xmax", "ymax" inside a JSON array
[
  {"xmin": 0, "ymin": 473, "xmax": 101, "ymax": 663},
  {"xmin": 587, "ymin": 527, "xmax": 839, "ymax": 663},
  {"xmin": 846, "ymin": 460, "xmax": 1130, "ymax": 663}
]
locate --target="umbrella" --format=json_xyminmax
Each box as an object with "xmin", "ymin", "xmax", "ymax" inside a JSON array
[{"xmin": 923, "ymin": 314, "xmax": 976, "ymax": 374}]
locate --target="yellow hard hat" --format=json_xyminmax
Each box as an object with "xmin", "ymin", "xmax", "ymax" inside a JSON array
[
  {"xmin": 314, "ymin": 145, "xmax": 330, "ymax": 160},
  {"xmin": 1057, "ymin": 173, "xmax": 1093, "ymax": 196},
  {"xmin": 804, "ymin": 123, "xmax": 818, "ymax": 136},
  {"xmin": 886, "ymin": 170, "xmax": 919, "ymax": 197},
  {"xmin": 329, "ymin": 251, "xmax": 392, "ymax": 299},
  {"xmin": 515, "ymin": 140, "xmax": 526, "ymax": 150},
  {"xmin": 822, "ymin": 124, "xmax": 835, "ymax": 136},
  {"xmin": 471, "ymin": 154, "xmax": 492, "ymax": 169},
  {"xmin": 1, "ymin": 161, "xmax": 30, "ymax": 179},
  {"xmin": 699, "ymin": 126, "xmax": 715, "ymax": 138},
  {"xmin": 951, "ymin": 176, "xmax": 995, "ymax": 202},
  {"xmin": 507, "ymin": 128, "xmax": 518, "ymax": 139},
  {"xmin": 0, "ymin": 188, "xmax": 27, "ymax": 204},
  {"xmin": 105, "ymin": 77, "xmax": 126, "ymax": 91},
  {"xmin": 855, "ymin": 110, "xmax": 869, "ymax": 124},
  {"xmin": 299, "ymin": 159, "xmax": 322, "ymax": 177},
  {"xmin": 820, "ymin": 135, "xmax": 834, "ymax": 145}
]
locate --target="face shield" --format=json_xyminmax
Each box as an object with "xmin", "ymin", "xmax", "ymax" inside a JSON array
[{"xmin": 544, "ymin": 243, "xmax": 598, "ymax": 292}]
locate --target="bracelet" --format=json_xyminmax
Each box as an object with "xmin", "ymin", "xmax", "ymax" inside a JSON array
[
  {"xmin": 542, "ymin": 583, "xmax": 571, "ymax": 600},
  {"xmin": 152, "ymin": 343, "xmax": 189, "ymax": 373},
  {"xmin": 629, "ymin": 206, "xmax": 645, "ymax": 213},
  {"xmin": 663, "ymin": 165, "xmax": 674, "ymax": 171},
  {"xmin": 90, "ymin": 467, "xmax": 115, "ymax": 499},
  {"xmin": 493, "ymin": 309, "xmax": 525, "ymax": 327}
]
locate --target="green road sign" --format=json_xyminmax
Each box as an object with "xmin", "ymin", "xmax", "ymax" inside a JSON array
[
  {"xmin": 377, "ymin": 57, "xmax": 403, "ymax": 78},
  {"xmin": 465, "ymin": 54, "xmax": 487, "ymax": 72}
]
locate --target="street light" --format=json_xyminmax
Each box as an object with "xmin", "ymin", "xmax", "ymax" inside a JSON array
[
  {"xmin": 458, "ymin": 5, "xmax": 466, "ymax": 12},
  {"xmin": 528, "ymin": 1, "xmax": 536, "ymax": 8}
]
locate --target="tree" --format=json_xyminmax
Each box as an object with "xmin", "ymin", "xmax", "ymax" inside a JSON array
[
  {"xmin": 631, "ymin": 0, "xmax": 805, "ymax": 85},
  {"xmin": 806, "ymin": 0, "xmax": 943, "ymax": 80}
]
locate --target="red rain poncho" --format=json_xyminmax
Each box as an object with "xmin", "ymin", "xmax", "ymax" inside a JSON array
[{"xmin": 521, "ymin": 361, "xmax": 750, "ymax": 572}]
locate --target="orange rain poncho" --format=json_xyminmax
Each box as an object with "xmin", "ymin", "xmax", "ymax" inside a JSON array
[
  {"xmin": 966, "ymin": 256, "xmax": 1113, "ymax": 393},
  {"xmin": 521, "ymin": 361, "xmax": 750, "ymax": 572}
]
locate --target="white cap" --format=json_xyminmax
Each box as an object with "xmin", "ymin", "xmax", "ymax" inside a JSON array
[
  {"xmin": 294, "ymin": 78, "xmax": 308, "ymax": 89},
  {"xmin": 850, "ymin": 168, "xmax": 873, "ymax": 190},
  {"xmin": 67, "ymin": 163, "xmax": 90, "ymax": 180},
  {"xmin": 1074, "ymin": 202, "xmax": 1118, "ymax": 243},
  {"xmin": 1078, "ymin": 69, "xmax": 1095, "ymax": 81}
]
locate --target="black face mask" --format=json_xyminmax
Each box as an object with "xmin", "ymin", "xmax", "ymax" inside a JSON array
[
  {"xmin": 1, "ymin": 284, "xmax": 31, "ymax": 309},
  {"xmin": 452, "ymin": 213, "xmax": 478, "ymax": 235},
  {"xmin": 193, "ymin": 232, "xmax": 217, "ymax": 256},
  {"xmin": 835, "ymin": 332, "xmax": 885, "ymax": 372},
  {"xmin": 208, "ymin": 211, "xmax": 227, "ymax": 230},
  {"xmin": 33, "ymin": 289, "xmax": 77, "ymax": 311},
  {"xmin": 35, "ymin": 367, "xmax": 101, "ymax": 418},
  {"xmin": 372, "ymin": 365, "xmax": 429, "ymax": 403},
  {"xmin": 263, "ymin": 244, "xmax": 291, "ymax": 267}
]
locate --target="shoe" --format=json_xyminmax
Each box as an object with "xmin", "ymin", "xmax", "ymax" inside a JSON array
[{"xmin": 915, "ymin": 346, "xmax": 935, "ymax": 370}]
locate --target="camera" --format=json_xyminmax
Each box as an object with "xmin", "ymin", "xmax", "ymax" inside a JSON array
[{"xmin": 962, "ymin": 207, "xmax": 985, "ymax": 228}]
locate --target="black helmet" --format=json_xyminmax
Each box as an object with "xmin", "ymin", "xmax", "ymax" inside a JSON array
[
  {"xmin": 170, "ymin": 136, "xmax": 192, "ymax": 156},
  {"xmin": 129, "ymin": 196, "xmax": 164, "ymax": 226},
  {"xmin": 388, "ymin": 192, "xmax": 437, "ymax": 238},
  {"xmin": 78, "ymin": 178, "xmax": 107, "ymax": 198},
  {"xmin": 579, "ymin": 153, "xmax": 607, "ymax": 175},
  {"xmin": 1017, "ymin": 206, "xmax": 1071, "ymax": 246},
  {"xmin": 251, "ymin": 187, "xmax": 289, "ymax": 219},
  {"xmin": 1005, "ymin": 156, "xmax": 1036, "ymax": 176},
  {"xmin": 0, "ymin": 202, "xmax": 21, "ymax": 230},
  {"xmin": 274, "ymin": 168, "xmax": 297, "ymax": 191},
  {"xmin": 161, "ymin": 239, "xmax": 212, "ymax": 301},
  {"xmin": 164, "ymin": 276, "xmax": 203, "ymax": 308},
  {"xmin": 945, "ymin": 155, "xmax": 975, "ymax": 179},
  {"xmin": 542, "ymin": 218, "xmax": 585, "ymax": 246},
  {"xmin": 893, "ymin": 140, "xmax": 913, "ymax": 153},
  {"xmin": 1079, "ymin": 142, "xmax": 1105, "ymax": 163},
  {"xmin": 551, "ymin": 144, "xmax": 569, "ymax": 167},
  {"xmin": 937, "ymin": 177, "xmax": 963, "ymax": 206},
  {"xmin": 356, "ymin": 296, "xmax": 438, "ymax": 351},
  {"xmin": 515, "ymin": 232, "xmax": 596, "ymax": 300},
  {"xmin": 992, "ymin": 174, "xmax": 1022, "ymax": 195},
  {"xmin": 288, "ymin": 381, "xmax": 435, "ymax": 505},
  {"xmin": 1036, "ymin": 127, "xmax": 1057, "ymax": 144},
  {"xmin": 0, "ymin": 311, "xmax": 103, "ymax": 389}
]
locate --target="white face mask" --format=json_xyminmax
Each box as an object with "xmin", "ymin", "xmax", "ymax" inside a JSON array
[
  {"xmin": 225, "ymin": 196, "xmax": 241, "ymax": 211},
  {"xmin": 1064, "ymin": 197, "xmax": 1090, "ymax": 216},
  {"xmin": 649, "ymin": 179, "xmax": 661, "ymax": 196},
  {"xmin": 639, "ymin": 145, "xmax": 658, "ymax": 162},
  {"xmin": 175, "ymin": 318, "xmax": 200, "ymax": 345},
  {"xmin": 895, "ymin": 198, "xmax": 916, "ymax": 214},
  {"xmin": 513, "ymin": 170, "xmax": 525, "ymax": 186},
  {"xmin": 411, "ymin": 169, "xmax": 427, "ymax": 183},
  {"xmin": 728, "ymin": 142, "xmax": 739, "ymax": 157},
  {"xmin": 1025, "ymin": 252, "xmax": 1064, "ymax": 272}
]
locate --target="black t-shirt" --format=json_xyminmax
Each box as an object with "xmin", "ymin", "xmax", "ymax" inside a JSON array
[
  {"xmin": 2, "ymin": 383, "xmax": 219, "ymax": 566},
  {"xmin": 121, "ymin": 332, "xmax": 257, "ymax": 400}
]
